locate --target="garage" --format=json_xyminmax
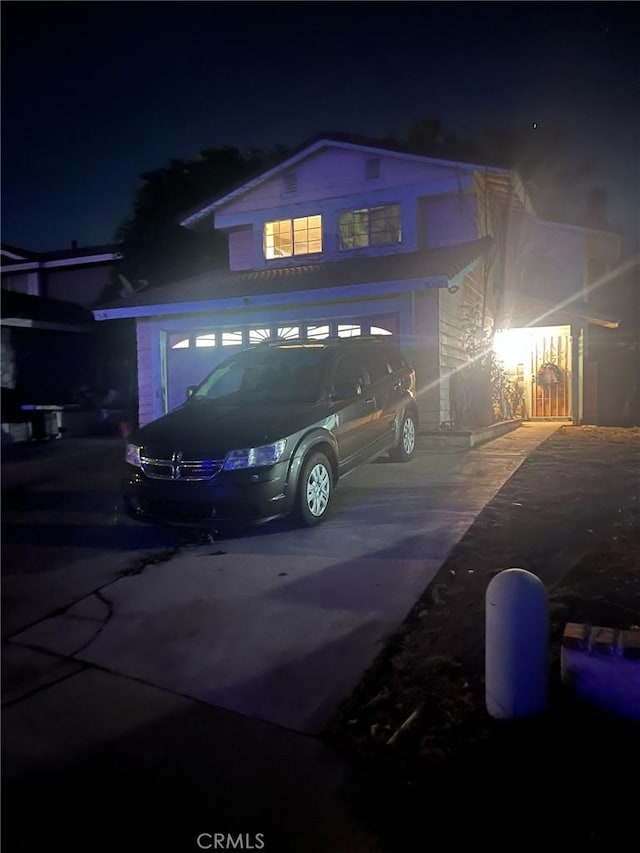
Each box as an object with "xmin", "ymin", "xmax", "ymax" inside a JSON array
[
  {"xmin": 95, "ymin": 237, "xmax": 487, "ymax": 430},
  {"xmin": 165, "ymin": 315, "xmax": 398, "ymax": 412}
]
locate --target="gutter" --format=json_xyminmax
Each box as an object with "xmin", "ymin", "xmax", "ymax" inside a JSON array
[
  {"xmin": 0, "ymin": 318, "xmax": 93, "ymax": 333},
  {"xmin": 93, "ymin": 275, "xmax": 449, "ymax": 321}
]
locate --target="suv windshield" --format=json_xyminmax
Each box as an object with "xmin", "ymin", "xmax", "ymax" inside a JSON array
[{"xmin": 191, "ymin": 345, "xmax": 329, "ymax": 404}]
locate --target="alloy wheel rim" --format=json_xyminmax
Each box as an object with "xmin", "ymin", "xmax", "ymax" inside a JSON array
[
  {"xmin": 306, "ymin": 463, "xmax": 330, "ymax": 516},
  {"xmin": 403, "ymin": 417, "xmax": 416, "ymax": 453}
]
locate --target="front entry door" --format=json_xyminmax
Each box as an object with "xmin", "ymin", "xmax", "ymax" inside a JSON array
[{"xmin": 530, "ymin": 330, "xmax": 571, "ymax": 418}]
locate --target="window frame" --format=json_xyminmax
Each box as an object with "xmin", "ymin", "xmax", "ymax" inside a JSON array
[
  {"xmin": 263, "ymin": 214, "xmax": 323, "ymax": 260},
  {"xmin": 339, "ymin": 203, "xmax": 402, "ymax": 251}
]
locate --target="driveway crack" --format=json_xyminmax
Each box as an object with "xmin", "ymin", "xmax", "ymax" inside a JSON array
[
  {"xmin": 3, "ymin": 546, "xmax": 181, "ymax": 643},
  {"xmin": 68, "ymin": 590, "xmax": 114, "ymax": 657}
]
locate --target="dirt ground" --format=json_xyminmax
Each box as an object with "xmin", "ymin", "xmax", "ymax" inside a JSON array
[{"xmin": 325, "ymin": 426, "xmax": 640, "ymax": 847}]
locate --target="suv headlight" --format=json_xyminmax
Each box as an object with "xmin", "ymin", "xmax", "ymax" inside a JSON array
[
  {"xmin": 125, "ymin": 443, "xmax": 142, "ymax": 468},
  {"xmin": 223, "ymin": 439, "xmax": 287, "ymax": 470}
]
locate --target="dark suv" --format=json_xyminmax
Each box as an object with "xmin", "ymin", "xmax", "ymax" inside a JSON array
[{"xmin": 123, "ymin": 336, "xmax": 418, "ymax": 527}]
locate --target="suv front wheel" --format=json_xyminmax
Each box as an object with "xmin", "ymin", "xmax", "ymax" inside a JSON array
[
  {"xmin": 297, "ymin": 451, "xmax": 333, "ymax": 526},
  {"xmin": 390, "ymin": 411, "xmax": 417, "ymax": 462}
]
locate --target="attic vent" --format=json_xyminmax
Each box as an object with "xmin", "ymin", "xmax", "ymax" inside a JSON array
[
  {"xmin": 283, "ymin": 172, "xmax": 298, "ymax": 194},
  {"xmin": 365, "ymin": 158, "xmax": 380, "ymax": 179}
]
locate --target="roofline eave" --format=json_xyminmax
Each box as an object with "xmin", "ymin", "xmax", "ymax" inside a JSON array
[{"xmin": 93, "ymin": 275, "xmax": 450, "ymax": 321}]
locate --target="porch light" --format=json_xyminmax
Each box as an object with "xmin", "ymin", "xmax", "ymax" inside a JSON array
[{"xmin": 493, "ymin": 328, "xmax": 529, "ymax": 365}]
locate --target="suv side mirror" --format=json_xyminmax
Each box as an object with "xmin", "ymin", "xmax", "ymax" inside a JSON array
[
  {"xmin": 186, "ymin": 385, "xmax": 198, "ymax": 399},
  {"xmin": 332, "ymin": 380, "xmax": 362, "ymax": 400}
]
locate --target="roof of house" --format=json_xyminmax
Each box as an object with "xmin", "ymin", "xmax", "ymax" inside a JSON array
[
  {"xmin": 0, "ymin": 244, "xmax": 41, "ymax": 261},
  {"xmin": 98, "ymin": 238, "xmax": 493, "ymax": 311},
  {"xmin": 38, "ymin": 243, "xmax": 121, "ymax": 262}
]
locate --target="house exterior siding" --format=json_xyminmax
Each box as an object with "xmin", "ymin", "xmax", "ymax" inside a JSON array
[
  {"xmin": 421, "ymin": 194, "xmax": 479, "ymax": 248},
  {"xmin": 216, "ymin": 148, "xmax": 479, "ymax": 271},
  {"xmin": 438, "ymin": 309, "xmax": 465, "ymax": 423},
  {"xmin": 514, "ymin": 219, "xmax": 585, "ymax": 304},
  {"xmin": 136, "ymin": 319, "xmax": 155, "ymax": 426},
  {"xmin": 215, "ymin": 148, "xmax": 473, "ymax": 219},
  {"xmin": 406, "ymin": 288, "xmax": 441, "ymax": 430},
  {"xmin": 501, "ymin": 214, "xmax": 619, "ymax": 309},
  {"xmin": 583, "ymin": 231, "xmax": 621, "ymax": 295},
  {"xmin": 228, "ymin": 227, "xmax": 254, "ymax": 271}
]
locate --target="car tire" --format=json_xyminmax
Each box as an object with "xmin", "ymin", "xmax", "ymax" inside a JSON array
[
  {"xmin": 297, "ymin": 451, "xmax": 333, "ymax": 526},
  {"xmin": 390, "ymin": 410, "xmax": 417, "ymax": 462}
]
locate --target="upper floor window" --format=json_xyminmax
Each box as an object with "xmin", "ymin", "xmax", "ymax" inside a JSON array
[
  {"xmin": 263, "ymin": 215, "xmax": 322, "ymax": 259},
  {"xmin": 339, "ymin": 204, "xmax": 401, "ymax": 250}
]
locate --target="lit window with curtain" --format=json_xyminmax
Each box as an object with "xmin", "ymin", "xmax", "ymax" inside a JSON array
[{"xmin": 264, "ymin": 215, "xmax": 322, "ymax": 259}]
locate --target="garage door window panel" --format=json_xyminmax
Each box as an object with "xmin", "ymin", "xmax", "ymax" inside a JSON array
[
  {"xmin": 307, "ymin": 324, "xmax": 330, "ymax": 340},
  {"xmin": 277, "ymin": 326, "xmax": 300, "ymax": 340},
  {"xmin": 195, "ymin": 333, "xmax": 216, "ymax": 348},
  {"xmin": 338, "ymin": 324, "xmax": 361, "ymax": 338},
  {"xmin": 222, "ymin": 330, "xmax": 243, "ymax": 346},
  {"xmin": 249, "ymin": 328, "xmax": 271, "ymax": 343}
]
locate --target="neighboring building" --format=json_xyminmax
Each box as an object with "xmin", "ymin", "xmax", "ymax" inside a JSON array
[
  {"xmin": 1, "ymin": 241, "xmax": 133, "ymax": 440},
  {"xmin": 93, "ymin": 135, "xmax": 623, "ymax": 430},
  {"xmin": 1, "ymin": 242, "xmax": 121, "ymax": 307}
]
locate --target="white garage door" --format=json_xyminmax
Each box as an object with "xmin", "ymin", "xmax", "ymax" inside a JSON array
[{"xmin": 165, "ymin": 317, "xmax": 397, "ymax": 412}]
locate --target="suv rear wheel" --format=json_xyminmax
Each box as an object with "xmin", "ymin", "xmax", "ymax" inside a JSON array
[
  {"xmin": 390, "ymin": 411, "xmax": 416, "ymax": 462},
  {"xmin": 297, "ymin": 451, "xmax": 333, "ymax": 526}
]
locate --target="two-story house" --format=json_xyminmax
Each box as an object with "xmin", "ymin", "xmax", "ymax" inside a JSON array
[{"xmin": 94, "ymin": 134, "xmax": 622, "ymax": 431}]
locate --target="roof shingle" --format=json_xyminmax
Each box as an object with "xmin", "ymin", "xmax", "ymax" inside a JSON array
[{"xmin": 98, "ymin": 238, "xmax": 492, "ymax": 310}]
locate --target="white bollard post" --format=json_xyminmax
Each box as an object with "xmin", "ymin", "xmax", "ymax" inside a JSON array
[{"xmin": 486, "ymin": 568, "xmax": 549, "ymax": 719}]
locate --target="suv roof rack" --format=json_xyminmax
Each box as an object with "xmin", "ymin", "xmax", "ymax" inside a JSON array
[{"xmin": 257, "ymin": 335, "xmax": 395, "ymax": 348}]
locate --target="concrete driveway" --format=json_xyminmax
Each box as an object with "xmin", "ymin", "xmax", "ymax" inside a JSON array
[{"xmin": 4, "ymin": 423, "xmax": 560, "ymax": 734}]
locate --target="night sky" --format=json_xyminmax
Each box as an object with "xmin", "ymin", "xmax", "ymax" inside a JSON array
[{"xmin": 2, "ymin": 1, "xmax": 638, "ymax": 252}]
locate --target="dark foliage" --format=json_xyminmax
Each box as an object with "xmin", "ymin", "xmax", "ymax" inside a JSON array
[{"xmin": 105, "ymin": 146, "xmax": 291, "ymax": 299}]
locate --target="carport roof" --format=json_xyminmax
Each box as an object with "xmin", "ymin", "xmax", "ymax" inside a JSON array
[
  {"xmin": 97, "ymin": 237, "xmax": 492, "ymax": 313},
  {"xmin": 1, "ymin": 290, "xmax": 94, "ymax": 330}
]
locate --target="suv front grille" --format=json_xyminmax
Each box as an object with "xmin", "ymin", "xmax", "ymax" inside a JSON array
[{"xmin": 141, "ymin": 456, "xmax": 224, "ymax": 481}]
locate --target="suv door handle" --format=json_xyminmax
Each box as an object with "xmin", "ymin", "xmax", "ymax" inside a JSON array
[{"xmin": 365, "ymin": 397, "xmax": 375, "ymax": 405}]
